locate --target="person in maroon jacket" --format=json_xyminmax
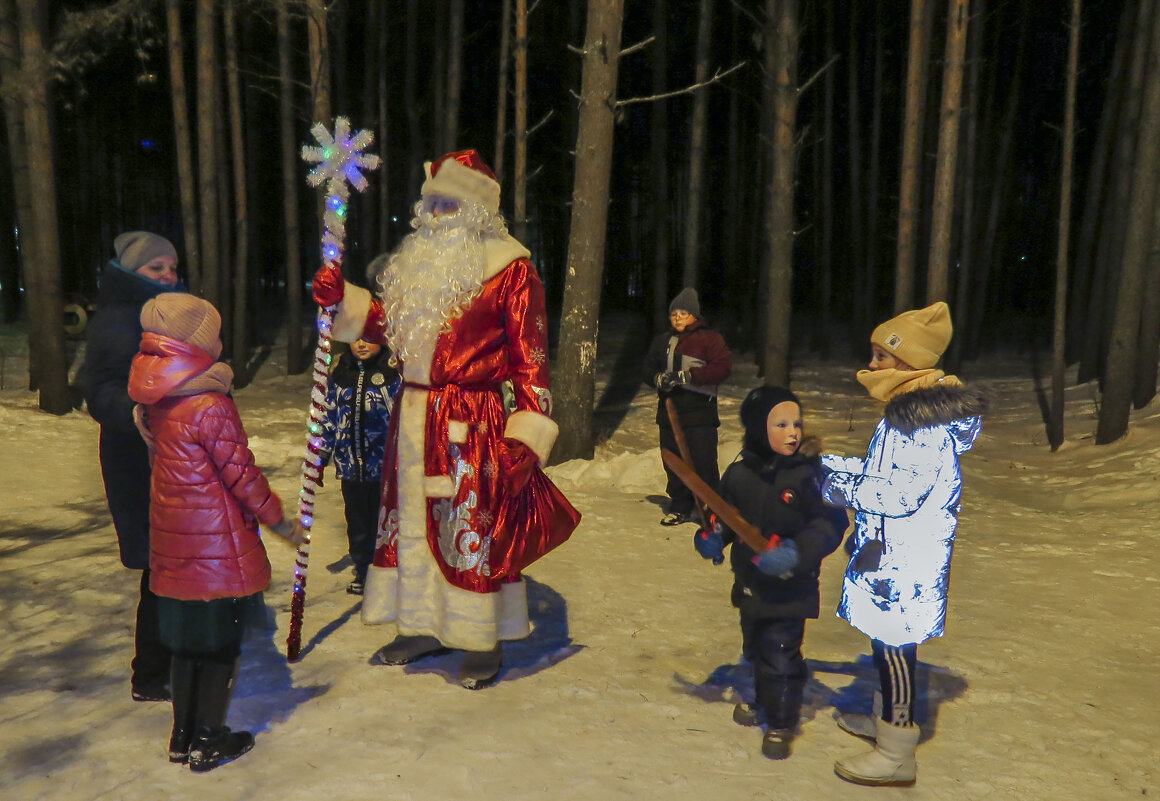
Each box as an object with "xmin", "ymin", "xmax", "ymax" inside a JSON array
[
  {"xmin": 642, "ymin": 287, "xmax": 733, "ymax": 526},
  {"xmin": 129, "ymin": 293, "xmax": 303, "ymax": 772}
]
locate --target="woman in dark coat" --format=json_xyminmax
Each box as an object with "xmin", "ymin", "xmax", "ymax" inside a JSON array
[
  {"xmin": 693, "ymin": 386, "xmax": 848, "ymax": 759},
  {"xmin": 80, "ymin": 231, "xmax": 180, "ymax": 701}
]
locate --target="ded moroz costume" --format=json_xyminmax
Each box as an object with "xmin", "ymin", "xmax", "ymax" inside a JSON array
[{"xmin": 313, "ymin": 150, "xmax": 580, "ymax": 688}]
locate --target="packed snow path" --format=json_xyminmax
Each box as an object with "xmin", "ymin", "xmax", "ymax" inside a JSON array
[{"xmin": 1, "ymin": 341, "xmax": 1155, "ymax": 800}]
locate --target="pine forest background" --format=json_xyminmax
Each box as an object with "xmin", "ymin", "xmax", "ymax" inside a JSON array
[{"xmin": 1, "ymin": 0, "xmax": 1156, "ymax": 457}]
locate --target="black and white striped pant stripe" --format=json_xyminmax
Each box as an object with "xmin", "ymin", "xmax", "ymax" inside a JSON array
[{"xmin": 872, "ymin": 639, "xmax": 918, "ymax": 727}]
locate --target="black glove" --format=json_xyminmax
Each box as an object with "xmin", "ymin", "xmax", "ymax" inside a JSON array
[{"xmin": 658, "ymin": 370, "xmax": 690, "ymax": 392}]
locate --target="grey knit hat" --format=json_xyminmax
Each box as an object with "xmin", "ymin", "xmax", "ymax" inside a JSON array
[
  {"xmin": 114, "ymin": 231, "xmax": 178, "ymax": 271},
  {"xmin": 669, "ymin": 287, "xmax": 700, "ymax": 317}
]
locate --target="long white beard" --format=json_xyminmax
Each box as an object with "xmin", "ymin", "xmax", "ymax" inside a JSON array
[{"xmin": 375, "ymin": 201, "xmax": 505, "ymax": 372}]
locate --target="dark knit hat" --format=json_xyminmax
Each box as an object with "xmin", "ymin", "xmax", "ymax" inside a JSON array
[
  {"xmin": 114, "ymin": 231, "xmax": 178, "ymax": 271},
  {"xmin": 740, "ymin": 385, "xmax": 800, "ymax": 457},
  {"xmin": 669, "ymin": 287, "xmax": 700, "ymax": 317},
  {"xmin": 140, "ymin": 293, "xmax": 223, "ymax": 360}
]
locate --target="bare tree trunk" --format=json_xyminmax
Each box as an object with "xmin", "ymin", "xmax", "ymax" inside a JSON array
[
  {"xmin": 680, "ymin": 0, "xmax": 713, "ymax": 289},
  {"xmin": 278, "ymin": 0, "xmax": 304, "ymax": 375},
  {"xmin": 1069, "ymin": 0, "xmax": 1133, "ymax": 362},
  {"xmin": 1049, "ymin": 0, "xmax": 1081, "ymax": 451},
  {"xmin": 306, "ymin": 0, "xmax": 330, "ymax": 125},
  {"xmin": 404, "ymin": 0, "xmax": 421, "ymax": 201},
  {"xmin": 894, "ymin": 0, "xmax": 928, "ymax": 313},
  {"xmin": 761, "ymin": 0, "xmax": 798, "ymax": 388},
  {"xmin": 1133, "ymin": 221, "xmax": 1160, "ymax": 408},
  {"xmin": 165, "ymin": 0, "xmax": 200, "ymax": 293},
  {"xmin": 649, "ymin": 0, "xmax": 670, "ymax": 334},
  {"xmin": 225, "ymin": 0, "xmax": 248, "ymax": 381},
  {"xmin": 376, "ymin": 5, "xmax": 390, "ymax": 250},
  {"xmin": 444, "ymin": 0, "xmax": 464, "ymax": 152},
  {"xmin": 553, "ymin": 0, "xmax": 624, "ymax": 462},
  {"xmin": 1096, "ymin": 0, "xmax": 1160, "ymax": 444},
  {"xmin": 846, "ymin": 0, "xmax": 863, "ymax": 323},
  {"xmin": 860, "ymin": 0, "xmax": 884, "ymax": 335},
  {"xmin": 946, "ymin": 0, "xmax": 983, "ymax": 371},
  {"xmin": 10, "ymin": 0, "xmax": 69, "ymax": 412},
  {"xmin": 512, "ymin": 0, "xmax": 528, "ymax": 244},
  {"xmin": 925, "ymin": 0, "xmax": 969, "ymax": 304},
  {"xmin": 966, "ymin": 9, "xmax": 1027, "ymax": 360},
  {"xmin": 494, "ymin": 0, "xmax": 512, "ymax": 180},
  {"xmin": 0, "ymin": 0, "xmax": 30, "ymax": 324},
  {"xmin": 817, "ymin": 0, "xmax": 835, "ymax": 355},
  {"xmin": 196, "ymin": 0, "xmax": 219, "ymax": 306},
  {"xmin": 1079, "ymin": 0, "xmax": 1154, "ymax": 384}
]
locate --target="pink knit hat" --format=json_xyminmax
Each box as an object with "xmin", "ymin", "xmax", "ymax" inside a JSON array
[{"xmin": 140, "ymin": 293, "xmax": 222, "ymax": 360}]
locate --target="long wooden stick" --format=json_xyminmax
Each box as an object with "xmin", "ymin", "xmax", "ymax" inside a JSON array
[
  {"xmin": 664, "ymin": 397, "xmax": 709, "ymax": 529},
  {"xmin": 661, "ymin": 448, "xmax": 775, "ymax": 553}
]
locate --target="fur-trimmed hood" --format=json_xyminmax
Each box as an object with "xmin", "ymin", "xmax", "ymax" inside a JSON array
[{"xmin": 884, "ymin": 383, "xmax": 987, "ymax": 438}]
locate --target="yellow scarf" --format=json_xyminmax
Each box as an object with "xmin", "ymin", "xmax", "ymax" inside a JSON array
[{"xmin": 856, "ymin": 367, "xmax": 962, "ymax": 402}]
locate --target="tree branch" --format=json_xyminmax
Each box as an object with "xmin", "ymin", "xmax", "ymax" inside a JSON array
[
  {"xmin": 797, "ymin": 53, "xmax": 840, "ymax": 96},
  {"xmin": 615, "ymin": 61, "xmax": 747, "ymax": 108},
  {"xmin": 619, "ymin": 35, "xmax": 655, "ymax": 59}
]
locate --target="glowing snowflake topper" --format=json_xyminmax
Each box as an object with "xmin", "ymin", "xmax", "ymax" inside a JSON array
[{"xmin": 302, "ymin": 116, "xmax": 380, "ymax": 194}]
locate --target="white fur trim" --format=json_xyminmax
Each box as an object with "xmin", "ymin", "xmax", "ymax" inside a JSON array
[
  {"xmin": 422, "ymin": 158, "xmax": 501, "ymax": 217},
  {"xmin": 424, "ymin": 475, "xmax": 455, "ymax": 498},
  {"xmin": 362, "ymin": 359, "xmax": 531, "ymax": 650},
  {"xmin": 504, "ymin": 410, "xmax": 558, "ymax": 465},
  {"xmin": 361, "ymin": 564, "xmax": 398, "ymax": 624},
  {"xmin": 332, "ymin": 282, "xmax": 373, "ymax": 343},
  {"xmin": 448, "ymin": 419, "xmax": 469, "ymax": 443},
  {"xmin": 483, "ymin": 237, "xmax": 531, "ymax": 282}
]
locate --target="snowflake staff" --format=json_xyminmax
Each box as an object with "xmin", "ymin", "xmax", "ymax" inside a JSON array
[{"xmin": 286, "ymin": 117, "xmax": 379, "ymax": 663}]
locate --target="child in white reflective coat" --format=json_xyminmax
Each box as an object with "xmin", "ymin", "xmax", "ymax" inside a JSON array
[{"xmin": 820, "ymin": 301, "xmax": 985, "ymax": 787}]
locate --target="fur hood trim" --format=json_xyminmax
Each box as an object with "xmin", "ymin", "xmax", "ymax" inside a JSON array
[{"xmin": 885, "ymin": 383, "xmax": 987, "ymax": 436}]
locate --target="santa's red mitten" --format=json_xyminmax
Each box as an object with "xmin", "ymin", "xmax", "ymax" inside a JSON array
[
  {"xmin": 312, "ymin": 262, "xmax": 345, "ymax": 307},
  {"xmin": 499, "ymin": 438, "xmax": 539, "ymax": 495}
]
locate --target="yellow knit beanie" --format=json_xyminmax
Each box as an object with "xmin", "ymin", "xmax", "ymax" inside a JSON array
[
  {"xmin": 871, "ymin": 301, "xmax": 953, "ymax": 369},
  {"xmin": 140, "ymin": 293, "xmax": 223, "ymax": 360}
]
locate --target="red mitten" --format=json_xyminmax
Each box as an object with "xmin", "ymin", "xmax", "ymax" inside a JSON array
[
  {"xmin": 312, "ymin": 262, "xmax": 345, "ymax": 307},
  {"xmin": 499, "ymin": 438, "xmax": 539, "ymax": 495}
]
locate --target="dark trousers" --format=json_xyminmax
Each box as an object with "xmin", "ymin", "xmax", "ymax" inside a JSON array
[
  {"xmin": 741, "ymin": 615, "xmax": 808, "ymax": 731},
  {"xmin": 342, "ymin": 479, "xmax": 381, "ymax": 580},
  {"xmin": 659, "ymin": 425, "xmax": 719, "ymax": 516},
  {"xmin": 132, "ymin": 569, "xmax": 172, "ymax": 688},
  {"xmin": 872, "ymin": 638, "xmax": 918, "ymax": 726}
]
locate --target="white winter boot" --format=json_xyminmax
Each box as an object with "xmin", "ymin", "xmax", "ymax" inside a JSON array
[
  {"xmin": 834, "ymin": 720, "xmax": 919, "ymax": 786},
  {"xmin": 836, "ymin": 690, "xmax": 881, "ymax": 740}
]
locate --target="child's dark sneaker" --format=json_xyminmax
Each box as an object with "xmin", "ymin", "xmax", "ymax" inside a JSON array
[
  {"xmin": 762, "ymin": 729, "xmax": 793, "ymax": 759},
  {"xmin": 347, "ymin": 577, "xmax": 365, "ymax": 595},
  {"xmin": 733, "ymin": 703, "xmax": 760, "ymax": 727},
  {"xmin": 188, "ymin": 727, "xmax": 254, "ymax": 772}
]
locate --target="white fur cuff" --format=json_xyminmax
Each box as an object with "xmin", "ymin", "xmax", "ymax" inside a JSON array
[
  {"xmin": 504, "ymin": 410, "xmax": 558, "ymax": 465},
  {"xmin": 332, "ymin": 283, "xmax": 373, "ymax": 343}
]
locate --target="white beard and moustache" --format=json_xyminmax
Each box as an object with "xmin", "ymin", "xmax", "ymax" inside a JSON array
[{"xmin": 375, "ymin": 200, "xmax": 508, "ymax": 371}]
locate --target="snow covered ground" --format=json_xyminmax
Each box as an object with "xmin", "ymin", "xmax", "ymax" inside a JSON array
[{"xmin": 1, "ymin": 322, "xmax": 1157, "ymax": 801}]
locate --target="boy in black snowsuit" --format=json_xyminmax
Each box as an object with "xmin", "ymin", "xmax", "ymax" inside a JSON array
[{"xmin": 693, "ymin": 386, "xmax": 848, "ymax": 759}]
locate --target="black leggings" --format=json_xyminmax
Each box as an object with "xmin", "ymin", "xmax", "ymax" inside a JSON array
[{"xmin": 872, "ymin": 639, "xmax": 917, "ymax": 726}]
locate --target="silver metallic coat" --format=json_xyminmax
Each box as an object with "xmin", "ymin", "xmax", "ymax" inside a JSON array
[{"xmin": 822, "ymin": 384, "xmax": 986, "ymax": 647}]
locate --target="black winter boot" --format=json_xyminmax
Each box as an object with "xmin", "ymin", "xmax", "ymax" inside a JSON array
[
  {"xmin": 187, "ymin": 660, "xmax": 254, "ymax": 773},
  {"xmin": 168, "ymin": 657, "xmax": 198, "ymax": 763}
]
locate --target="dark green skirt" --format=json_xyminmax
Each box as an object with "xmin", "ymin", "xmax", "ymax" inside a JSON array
[{"xmin": 158, "ymin": 593, "xmax": 264, "ymax": 655}]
